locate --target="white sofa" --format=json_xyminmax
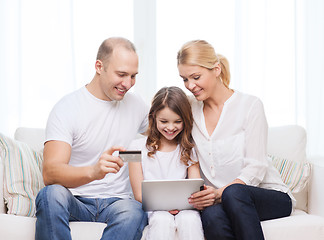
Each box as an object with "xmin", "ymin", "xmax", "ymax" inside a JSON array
[{"xmin": 1, "ymin": 125, "xmax": 324, "ymax": 240}]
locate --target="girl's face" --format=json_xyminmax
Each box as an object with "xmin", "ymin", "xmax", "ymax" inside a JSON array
[
  {"xmin": 156, "ymin": 107, "xmax": 184, "ymax": 142},
  {"xmin": 178, "ymin": 64, "xmax": 220, "ymax": 101}
]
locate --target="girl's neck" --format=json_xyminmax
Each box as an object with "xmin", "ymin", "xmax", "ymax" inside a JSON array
[{"xmin": 158, "ymin": 137, "xmax": 178, "ymax": 152}]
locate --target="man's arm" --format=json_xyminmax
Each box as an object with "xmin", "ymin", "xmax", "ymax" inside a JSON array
[{"xmin": 43, "ymin": 140, "xmax": 125, "ymax": 188}]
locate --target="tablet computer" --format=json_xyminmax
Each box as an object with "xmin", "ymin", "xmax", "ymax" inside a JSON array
[{"xmin": 142, "ymin": 178, "xmax": 204, "ymax": 211}]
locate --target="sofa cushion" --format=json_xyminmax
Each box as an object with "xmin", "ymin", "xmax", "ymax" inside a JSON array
[
  {"xmin": 262, "ymin": 209, "xmax": 324, "ymax": 240},
  {"xmin": 0, "ymin": 214, "xmax": 106, "ymax": 240},
  {"xmin": 0, "ymin": 133, "xmax": 44, "ymax": 217},
  {"xmin": 269, "ymin": 154, "xmax": 311, "ymax": 193},
  {"xmin": 268, "ymin": 125, "xmax": 309, "ymax": 211}
]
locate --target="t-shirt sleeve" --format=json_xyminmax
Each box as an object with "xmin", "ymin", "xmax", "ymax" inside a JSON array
[
  {"xmin": 134, "ymin": 94, "xmax": 149, "ymax": 134},
  {"xmin": 128, "ymin": 137, "xmax": 146, "ymax": 150},
  {"xmin": 188, "ymin": 147, "xmax": 199, "ymax": 166},
  {"xmin": 45, "ymin": 98, "xmax": 75, "ymax": 146}
]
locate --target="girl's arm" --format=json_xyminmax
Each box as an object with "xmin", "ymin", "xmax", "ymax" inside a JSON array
[
  {"xmin": 128, "ymin": 162, "xmax": 144, "ymax": 202},
  {"xmin": 187, "ymin": 162, "xmax": 201, "ymax": 179}
]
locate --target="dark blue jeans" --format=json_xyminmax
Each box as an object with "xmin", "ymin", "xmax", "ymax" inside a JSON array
[{"xmin": 201, "ymin": 184, "xmax": 292, "ymax": 240}]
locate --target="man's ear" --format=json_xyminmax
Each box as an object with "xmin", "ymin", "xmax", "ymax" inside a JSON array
[{"xmin": 95, "ymin": 60, "xmax": 103, "ymax": 74}]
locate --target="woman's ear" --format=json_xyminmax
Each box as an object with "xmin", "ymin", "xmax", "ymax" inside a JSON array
[
  {"xmin": 95, "ymin": 60, "xmax": 103, "ymax": 74},
  {"xmin": 213, "ymin": 63, "xmax": 222, "ymax": 77}
]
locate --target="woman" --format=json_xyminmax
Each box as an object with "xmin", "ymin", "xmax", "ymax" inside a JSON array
[{"xmin": 177, "ymin": 40, "xmax": 294, "ymax": 240}]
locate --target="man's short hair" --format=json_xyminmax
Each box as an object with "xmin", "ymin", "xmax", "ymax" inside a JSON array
[{"xmin": 96, "ymin": 37, "xmax": 136, "ymax": 67}]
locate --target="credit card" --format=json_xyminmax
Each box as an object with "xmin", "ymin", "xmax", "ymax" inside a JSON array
[{"xmin": 119, "ymin": 150, "xmax": 141, "ymax": 162}]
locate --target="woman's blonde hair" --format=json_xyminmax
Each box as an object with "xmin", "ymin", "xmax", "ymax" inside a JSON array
[{"xmin": 177, "ymin": 40, "xmax": 231, "ymax": 88}]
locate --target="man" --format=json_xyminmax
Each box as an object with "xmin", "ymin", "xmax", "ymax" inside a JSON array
[{"xmin": 35, "ymin": 37, "xmax": 148, "ymax": 240}]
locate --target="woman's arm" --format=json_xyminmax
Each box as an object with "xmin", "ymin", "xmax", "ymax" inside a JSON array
[
  {"xmin": 238, "ymin": 98, "xmax": 268, "ymax": 186},
  {"xmin": 128, "ymin": 162, "xmax": 144, "ymax": 202},
  {"xmin": 189, "ymin": 178, "xmax": 246, "ymax": 210}
]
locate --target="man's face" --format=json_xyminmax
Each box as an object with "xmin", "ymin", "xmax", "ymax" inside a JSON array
[{"xmin": 97, "ymin": 47, "xmax": 138, "ymax": 101}]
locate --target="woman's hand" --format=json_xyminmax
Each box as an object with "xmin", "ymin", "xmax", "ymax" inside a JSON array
[
  {"xmin": 189, "ymin": 180, "xmax": 246, "ymax": 210},
  {"xmin": 188, "ymin": 185, "xmax": 224, "ymax": 210}
]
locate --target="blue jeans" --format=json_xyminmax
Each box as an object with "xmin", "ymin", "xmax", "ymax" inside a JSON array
[
  {"xmin": 201, "ymin": 184, "xmax": 292, "ymax": 240},
  {"xmin": 35, "ymin": 185, "xmax": 147, "ymax": 240}
]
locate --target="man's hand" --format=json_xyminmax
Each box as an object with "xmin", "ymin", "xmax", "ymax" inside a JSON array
[{"xmin": 90, "ymin": 146, "xmax": 125, "ymax": 180}]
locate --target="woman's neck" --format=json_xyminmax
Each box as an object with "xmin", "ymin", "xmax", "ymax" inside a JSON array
[{"xmin": 204, "ymin": 84, "xmax": 233, "ymax": 109}]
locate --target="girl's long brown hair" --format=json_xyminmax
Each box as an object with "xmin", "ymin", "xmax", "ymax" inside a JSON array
[{"xmin": 146, "ymin": 86, "xmax": 195, "ymax": 165}]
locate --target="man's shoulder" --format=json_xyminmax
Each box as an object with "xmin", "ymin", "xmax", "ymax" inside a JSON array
[
  {"xmin": 123, "ymin": 91, "xmax": 144, "ymax": 102},
  {"xmin": 54, "ymin": 87, "xmax": 85, "ymax": 107},
  {"xmin": 121, "ymin": 92, "xmax": 148, "ymax": 109}
]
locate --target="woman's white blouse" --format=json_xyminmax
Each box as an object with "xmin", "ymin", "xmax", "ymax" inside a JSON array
[{"xmin": 190, "ymin": 91, "xmax": 291, "ymax": 196}]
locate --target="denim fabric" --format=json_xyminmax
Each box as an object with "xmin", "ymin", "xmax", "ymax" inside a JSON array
[
  {"xmin": 35, "ymin": 185, "xmax": 147, "ymax": 240},
  {"xmin": 201, "ymin": 184, "xmax": 292, "ymax": 240}
]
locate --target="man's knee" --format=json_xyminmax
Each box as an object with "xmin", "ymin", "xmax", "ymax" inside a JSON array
[
  {"xmin": 36, "ymin": 184, "xmax": 72, "ymax": 208},
  {"xmin": 112, "ymin": 199, "xmax": 147, "ymax": 223}
]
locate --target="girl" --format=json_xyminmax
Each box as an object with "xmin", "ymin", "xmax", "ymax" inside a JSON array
[
  {"xmin": 128, "ymin": 86, "xmax": 204, "ymax": 240},
  {"xmin": 177, "ymin": 40, "xmax": 294, "ymax": 240}
]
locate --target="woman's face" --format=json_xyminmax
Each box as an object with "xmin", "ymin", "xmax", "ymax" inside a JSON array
[{"xmin": 178, "ymin": 64, "xmax": 220, "ymax": 101}]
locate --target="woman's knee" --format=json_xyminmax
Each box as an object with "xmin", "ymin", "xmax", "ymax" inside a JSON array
[
  {"xmin": 201, "ymin": 205, "xmax": 233, "ymax": 239},
  {"xmin": 201, "ymin": 204, "xmax": 226, "ymax": 227},
  {"xmin": 222, "ymin": 184, "xmax": 249, "ymax": 203}
]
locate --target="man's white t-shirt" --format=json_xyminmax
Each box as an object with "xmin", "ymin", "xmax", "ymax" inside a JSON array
[{"xmin": 46, "ymin": 86, "xmax": 149, "ymax": 199}]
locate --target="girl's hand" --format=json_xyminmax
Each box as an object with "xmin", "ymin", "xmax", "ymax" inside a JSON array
[
  {"xmin": 188, "ymin": 185, "xmax": 223, "ymax": 210},
  {"xmin": 169, "ymin": 210, "xmax": 179, "ymax": 215}
]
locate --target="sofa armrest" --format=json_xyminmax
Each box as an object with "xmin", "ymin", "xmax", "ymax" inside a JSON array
[
  {"xmin": 0, "ymin": 160, "xmax": 6, "ymax": 214},
  {"xmin": 308, "ymin": 156, "xmax": 324, "ymax": 217}
]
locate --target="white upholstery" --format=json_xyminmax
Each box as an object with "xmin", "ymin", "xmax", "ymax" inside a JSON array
[{"xmin": 0, "ymin": 125, "xmax": 324, "ymax": 240}]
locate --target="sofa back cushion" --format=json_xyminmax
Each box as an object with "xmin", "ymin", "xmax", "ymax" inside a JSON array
[
  {"xmin": 268, "ymin": 125, "xmax": 311, "ymax": 211},
  {"xmin": 268, "ymin": 125, "xmax": 307, "ymax": 163},
  {"xmin": 0, "ymin": 132, "xmax": 44, "ymax": 217},
  {"xmin": 14, "ymin": 127, "xmax": 45, "ymax": 153}
]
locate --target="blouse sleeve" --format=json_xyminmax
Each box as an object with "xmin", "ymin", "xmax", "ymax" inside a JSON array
[{"xmin": 237, "ymin": 98, "xmax": 269, "ymax": 186}]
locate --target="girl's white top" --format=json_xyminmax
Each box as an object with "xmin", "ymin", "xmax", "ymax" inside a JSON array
[{"xmin": 129, "ymin": 137, "xmax": 197, "ymax": 180}]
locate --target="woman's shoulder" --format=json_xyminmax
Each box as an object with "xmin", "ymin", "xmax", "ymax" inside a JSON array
[{"xmin": 232, "ymin": 90, "xmax": 263, "ymax": 105}]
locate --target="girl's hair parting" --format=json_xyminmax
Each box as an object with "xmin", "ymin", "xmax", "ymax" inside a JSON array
[{"xmin": 146, "ymin": 86, "xmax": 195, "ymax": 165}]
